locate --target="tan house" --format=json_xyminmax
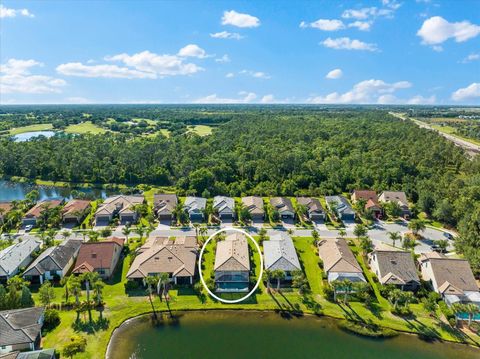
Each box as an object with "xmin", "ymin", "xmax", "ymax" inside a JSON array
[
  {"xmin": 72, "ymin": 237, "xmax": 124, "ymax": 279},
  {"xmin": 22, "ymin": 200, "xmax": 63, "ymax": 227},
  {"xmin": 127, "ymin": 236, "xmax": 197, "ymax": 285},
  {"xmin": 351, "ymin": 190, "xmax": 382, "ymax": 218},
  {"xmin": 378, "ymin": 191, "xmax": 410, "ymax": 218},
  {"xmin": 241, "ymin": 196, "xmax": 264, "ymax": 220},
  {"xmin": 153, "ymin": 194, "xmax": 178, "ymax": 220},
  {"xmin": 269, "ymin": 197, "xmax": 295, "ymax": 219},
  {"xmin": 214, "ymin": 233, "xmax": 250, "ymax": 292},
  {"xmin": 94, "ymin": 195, "xmax": 144, "ymax": 224},
  {"xmin": 62, "ymin": 199, "xmax": 91, "ymax": 223}
]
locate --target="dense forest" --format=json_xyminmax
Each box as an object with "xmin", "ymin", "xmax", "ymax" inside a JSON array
[{"xmin": 0, "ymin": 107, "xmax": 479, "ymax": 273}]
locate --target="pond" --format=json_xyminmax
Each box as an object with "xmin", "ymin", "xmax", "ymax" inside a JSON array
[
  {"xmin": 12, "ymin": 130, "xmax": 56, "ymax": 142},
  {"xmin": 0, "ymin": 180, "xmax": 112, "ymax": 201},
  {"xmin": 107, "ymin": 311, "xmax": 480, "ymax": 359}
]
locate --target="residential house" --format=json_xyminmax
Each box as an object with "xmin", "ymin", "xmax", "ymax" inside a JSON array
[
  {"xmin": 351, "ymin": 190, "xmax": 382, "ymax": 218},
  {"xmin": 94, "ymin": 195, "xmax": 144, "ymax": 224},
  {"xmin": 368, "ymin": 250, "xmax": 420, "ymax": 291},
  {"xmin": 378, "ymin": 191, "xmax": 411, "ymax": 219},
  {"xmin": 241, "ymin": 196, "xmax": 264, "ymax": 221},
  {"xmin": 23, "ymin": 239, "xmax": 82, "ymax": 284},
  {"xmin": 0, "ymin": 202, "xmax": 13, "ymax": 223},
  {"xmin": 214, "ymin": 233, "xmax": 250, "ymax": 292},
  {"xmin": 213, "ymin": 196, "xmax": 235, "ymax": 220},
  {"xmin": 0, "ymin": 307, "xmax": 45, "ymax": 354},
  {"xmin": 269, "ymin": 197, "xmax": 295, "ymax": 220},
  {"xmin": 7, "ymin": 349, "xmax": 56, "ymax": 359},
  {"xmin": 72, "ymin": 237, "xmax": 124, "ymax": 279},
  {"xmin": 263, "ymin": 233, "xmax": 301, "ymax": 280},
  {"xmin": 62, "ymin": 199, "xmax": 91, "ymax": 224},
  {"xmin": 22, "ymin": 200, "xmax": 63, "ymax": 227},
  {"xmin": 418, "ymin": 252, "xmax": 480, "ymax": 310},
  {"xmin": 296, "ymin": 197, "xmax": 325, "ymax": 221},
  {"xmin": 126, "ymin": 236, "xmax": 197, "ymax": 285},
  {"xmin": 184, "ymin": 197, "xmax": 206, "ymax": 221},
  {"xmin": 317, "ymin": 238, "xmax": 366, "ymax": 284},
  {"xmin": 325, "ymin": 196, "xmax": 355, "ymax": 222},
  {"xmin": 0, "ymin": 238, "xmax": 41, "ymax": 282},
  {"xmin": 153, "ymin": 194, "xmax": 178, "ymax": 221}
]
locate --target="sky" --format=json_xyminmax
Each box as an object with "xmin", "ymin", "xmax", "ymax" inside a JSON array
[{"xmin": 0, "ymin": 0, "xmax": 479, "ymax": 105}]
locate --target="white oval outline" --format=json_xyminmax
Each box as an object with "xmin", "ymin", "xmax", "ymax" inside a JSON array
[{"xmin": 198, "ymin": 227, "xmax": 264, "ymax": 304}]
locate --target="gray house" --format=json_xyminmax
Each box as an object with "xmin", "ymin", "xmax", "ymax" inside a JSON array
[
  {"xmin": 0, "ymin": 307, "xmax": 45, "ymax": 354},
  {"xmin": 263, "ymin": 233, "xmax": 301, "ymax": 280},
  {"xmin": 269, "ymin": 197, "xmax": 295, "ymax": 219},
  {"xmin": 214, "ymin": 233, "xmax": 250, "ymax": 292},
  {"xmin": 296, "ymin": 197, "xmax": 325, "ymax": 221},
  {"xmin": 241, "ymin": 196, "xmax": 264, "ymax": 220},
  {"xmin": 153, "ymin": 194, "xmax": 178, "ymax": 220},
  {"xmin": 184, "ymin": 197, "xmax": 206, "ymax": 221},
  {"xmin": 325, "ymin": 196, "xmax": 355, "ymax": 221},
  {"xmin": 0, "ymin": 238, "xmax": 41, "ymax": 282},
  {"xmin": 23, "ymin": 239, "xmax": 83, "ymax": 284},
  {"xmin": 94, "ymin": 195, "xmax": 144, "ymax": 224},
  {"xmin": 378, "ymin": 191, "xmax": 411, "ymax": 219},
  {"xmin": 368, "ymin": 250, "xmax": 420, "ymax": 291},
  {"xmin": 213, "ymin": 196, "xmax": 235, "ymax": 220}
]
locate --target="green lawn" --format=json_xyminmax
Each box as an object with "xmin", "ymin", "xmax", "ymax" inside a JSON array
[
  {"xmin": 9, "ymin": 123, "xmax": 53, "ymax": 135},
  {"xmin": 64, "ymin": 121, "xmax": 107, "ymax": 134},
  {"xmin": 40, "ymin": 235, "xmax": 480, "ymax": 358},
  {"xmin": 187, "ymin": 125, "xmax": 213, "ymax": 136}
]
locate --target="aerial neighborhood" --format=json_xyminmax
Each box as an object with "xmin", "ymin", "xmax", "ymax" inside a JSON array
[{"xmin": 0, "ymin": 186, "xmax": 479, "ymax": 357}]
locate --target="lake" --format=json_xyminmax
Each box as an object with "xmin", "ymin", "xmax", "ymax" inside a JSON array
[
  {"xmin": 107, "ymin": 311, "xmax": 479, "ymax": 359},
  {"xmin": 0, "ymin": 180, "xmax": 111, "ymax": 201},
  {"xmin": 13, "ymin": 130, "xmax": 56, "ymax": 142}
]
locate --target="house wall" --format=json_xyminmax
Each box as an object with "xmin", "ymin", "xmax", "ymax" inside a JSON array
[{"xmin": 419, "ymin": 261, "xmax": 439, "ymax": 293}]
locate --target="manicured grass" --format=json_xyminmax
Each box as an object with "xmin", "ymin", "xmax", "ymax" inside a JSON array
[
  {"xmin": 187, "ymin": 125, "xmax": 213, "ymax": 136},
  {"xmin": 9, "ymin": 123, "xmax": 53, "ymax": 135},
  {"xmin": 64, "ymin": 121, "xmax": 107, "ymax": 134},
  {"xmin": 40, "ymin": 235, "xmax": 480, "ymax": 358}
]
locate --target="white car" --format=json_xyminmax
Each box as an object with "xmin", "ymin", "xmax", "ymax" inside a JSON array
[{"xmin": 25, "ymin": 225, "xmax": 34, "ymax": 232}]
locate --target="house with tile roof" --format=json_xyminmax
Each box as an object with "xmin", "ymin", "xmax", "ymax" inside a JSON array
[
  {"xmin": 184, "ymin": 197, "xmax": 206, "ymax": 221},
  {"xmin": 22, "ymin": 200, "xmax": 63, "ymax": 227},
  {"xmin": 0, "ymin": 238, "xmax": 41, "ymax": 283},
  {"xmin": 94, "ymin": 195, "xmax": 144, "ymax": 225},
  {"xmin": 127, "ymin": 236, "xmax": 197, "ymax": 285},
  {"xmin": 241, "ymin": 196, "xmax": 264, "ymax": 221},
  {"xmin": 72, "ymin": 238, "xmax": 124, "ymax": 279},
  {"xmin": 317, "ymin": 238, "xmax": 366, "ymax": 284},
  {"xmin": 153, "ymin": 194, "xmax": 178, "ymax": 220},
  {"xmin": 378, "ymin": 191, "xmax": 411, "ymax": 219},
  {"xmin": 351, "ymin": 190, "xmax": 382, "ymax": 218},
  {"xmin": 0, "ymin": 202, "xmax": 13, "ymax": 223},
  {"xmin": 62, "ymin": 199, "xmax": 91, "ymax": 224},
  {"xmin": 213, "ymin": 196, "xmax": 235, "ymax": 220},
  {"xmin": 269, "ymin": 197, "xmax": 295, "ymax": 219},
  {"xmin": 368, "ymin": 249, "xmax": 420, "ymax": 291},
  {"xmin": 325, "ymin": 196, "xmax": 355, "ymax": 221},
  {"xmin": 418, "ymin": 252, "xmax": 480, "ymax": 310},
  {"xmin": 214, "ymin": 233, "xmax": 250, "ymax": 292},
  {"xmin": 0, "ymin": 307, "xmax": 45, "ymax": 354},
  {"xmin": 296, "ymin": 197, "xmax": 325, "ymax": 221},
  {"xmin": 23, "ymin": 239, "xmax": 82, "ymax": 284},
  {"xmin": 263, "ymin": 233, "xmax": 301, "ymax": 280}
]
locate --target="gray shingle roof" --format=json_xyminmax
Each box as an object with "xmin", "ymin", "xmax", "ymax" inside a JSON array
[
  {"xmin": 263, "ymin": 233, "xmax": 301, "ymax": 272},
  {"xmin": 184, "ymin": 197, "xmax": 206, "ymax": 214},
  {"xmin": 17, "ymin": 349, "xmax": 56, "ymax": 359},
  {"xmin": 153, "ymin": 194, "xmax": 178, "ymax": 215},
  {"xmin": 325, "ymin": 196, "xmax": 355, "ymax": 216},
  {"xmin": 371, "ymin": 250, "xmax": 419, "ymax": 285},
  {"xmin": 269, "ymin": 197, "xmax": 294, "ymax": 214},
  {"xmin": 0, "ymin": 238, "xmax": 41, "ymax": 277},
  {"xmin": 0, "ymin": 307, "xmax": 44, "ymax": 347},
  {"xmin": 241, "ymin": 196, "xmax": 264, "ymax": 215},
  {"xmin": 213, "ymin": 196, "xmax": 235, "ymax": 214},
  {"xmin": 296, "ymin": 197, "xmax": 324, "ymax": 215}
]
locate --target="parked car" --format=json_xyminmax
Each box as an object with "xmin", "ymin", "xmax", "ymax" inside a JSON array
[
  {"xmin": 443, "ymin": 232, "xmax": 453, "ymax": 240},
  {"xmin": 25, "ymin": 224, "xmax": 34, "ymax": 232},
  {"xmin": 431, "ymin": 244, "xmax": 447, "ymax": 253}
]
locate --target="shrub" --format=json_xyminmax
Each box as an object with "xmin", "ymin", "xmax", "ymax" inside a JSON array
[
  {"xmin": 43, "ymin": 309, "xmax": 61, "ymax": 332},
  {"xmin": 124, "ymin": 280, "xmax": 140, "ymax": 291}
]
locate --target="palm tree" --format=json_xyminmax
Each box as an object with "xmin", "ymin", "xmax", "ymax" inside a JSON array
[
  {"xmin": 157, "ymin": 272, "xmax": 170, "ymax": 301},
  {"xmin": 134, "ymin": 225, "xmax": 145, "ymax": 242},
  {"xmin": 263, "ymin": 269, "xmax": 273, "ymax": 292},
  {"xmin": 465, "ymin": 303, "xmax": 480, "ymax": 327},
  {"xmin": 272, "ymin": 270, "xmax": 285, "ymax": 291},
  {"xmin": 359, "ymin": 236, "xmax": 373, "ymax": 255},
  {"xmin": 450, "ymin": 303, "xmax": 466, "ymax": 328},
  {"xmin": 388, "ymin": 288, "xmax": 404, "ymax": 311},
  {"xmin": 340, "ymin": 279, "xmax": 353, "ymax": 303},
  {"xmin": 93, "ymin": 279, "xmax": 105, "ymax": 306},
  {"xmin": 61, "ymin": 230, "xmax": 70, "ymax": 241},
  {"xmin": 88, "ymin": 230, "xmax": 99, "ymax": 242},
  {"xmin": 353, "ymin": 224, "xmax": 367, "ymax": 239},
  {"xmin": 145, "ymin": 275, "xmax": 159, "ymax": 318},
  {"xmin": 193, "ymin": 223, "xmax": 200, "ymax": 241},
  {"xmin": 388, "ymin": 231, "xmax": 401, "ymax": 248},
  {"xmin": 69, "ymin": 276, "xmax": 82, "ymax": 306},
  {"xmin": 338, "ymin": 229, "xmax": 347, "ymax": 239},
  {"xmin": 408, "ymin": 219, "xmax": 426, "ymax": 236},
  {"xmin": 287, "ymin": 229, "xmax": 294, "ymax": 237},
  {"xmin": 199, "ymin": 227, "xmax": 208, "ymax": 245},
  {"xmin": 331, "ymin": 280, "xmax": 342, "ymax": 302},
  {"xmin": 122, "ymin": 226, "xmax": 131, "ymax": 243},
  {"xmin": 60, "ymin": 275, "xmax": 71, "ymax": 303}
]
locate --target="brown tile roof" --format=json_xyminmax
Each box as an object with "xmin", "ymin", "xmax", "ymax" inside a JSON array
[
  {"xmin": 24, "ymin": 200, "xmax": 62, "ymax": 218},
  {"xmin": 0, "ymin": 202, "xmax": 13, "ymax": 214},
  {"xmin": 62, "ymin": 199, "xmax": 91, "ymax": 216},
  {"xmin": 73, "ymin": 239, "xmax": 123, "ymax": 273},
  {"xmin": 241, "ymin": 196, "xmax": 264, "ymax": 215},
  {"xmin": 269, "ymin": 197, "xmax": 294, "ymax": 213},
  {"xmin": 153, "ymin": 194, "xmax": 178, "ymax": 215},
  {"xmin": 352, "ymin": 190, "xmax": 378, "ymax": 202},
  {"xmin": 214, "ymin": 233, "xmax": 250, "ymax": 272},
  {"xmin": 95, "ymin": 195, "xmax": 144, "ymax": 216},
  {"xmin": 296, "ymin": 197, "xmax": 324, "ymax": 214},
  {"xmin": 379, "ymin": 191, "xmax": 408, "ymax": 207},
  {"xmin": 317, "ymin": 238, "xmax": 362, "ymax": 274}
]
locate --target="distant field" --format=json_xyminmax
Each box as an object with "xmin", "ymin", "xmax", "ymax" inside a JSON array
[
  {"xmin": 188, "ymin": 125, "xmax": 213, "ymax": 136},
  {"xmin": 9, "ymin": 123, "xmax": 53, "ymax": 135},
  {"xmin": 430, "ymin": 124, "xmax": 457, "ymax": 134},
  {"xmin": 64, "ymin": 121, "xmax": 107, "ymax": 134}
]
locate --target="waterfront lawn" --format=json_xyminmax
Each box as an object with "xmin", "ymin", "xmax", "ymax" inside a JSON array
[
  {"xmin": 9, "ymin": 123, "xmax": 53, "ymax": 135},
  {"xmin": 40, "ymin": 236, "xmax": 480, "ymax": 358},
  {"xmin": 64, "ymin": 121, "xmax": 107, "ymax": 134}
]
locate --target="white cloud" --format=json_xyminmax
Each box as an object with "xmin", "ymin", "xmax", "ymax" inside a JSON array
[
  {"xmin": 326, "ymin": 68, "xmax": 343, "ymax": 79},
  {"xmin": 321, "ymin": 37, "xmax": 378, "ymax": 51},
  {"xmin": 461, "ymin": 53, "xmax": 480, "ymax": 63},
  {"xmin": 193, "ymin": 91, "xmax": 257, "ymax": 104},
  {"xmin": 222, "ymin": 10, "xmax": 260, "ymax": 28},
  {"xmin": 65, "ymin": 97, "xmax": 91, "ymax": 104},
  {"xmin": 451, "ymin": 83, "xmax": 480, "ymax": 102},
  {"xmin": 210, "ymin": 31, "xmax": 244, "ymax": 40},
  {"xmin": 307, "ymin": 79, "xmax": 411, "ymax": 104},
  {"xmin": 0, "ymin": 59, "xmax": 66, "ymax": 94},
  {"xmin": 417, "ymin": 16, "xmax": 480, "ymax": 45},
  {"xmin": 225, "ymin": 72, "xmax": 235, "ymax": 78},
  {"xmin": 0, "ymin": 5, "xmax": 34, "ymax": 18},
  {"xmin": 348, "ymin": 21, "xmax": 372, "ymax": 31},
  {"xmin": 406, "ymin": 95, "xmax": 436, "ymax": 104},
  {"xmin": 177, "ymin": 44, "xmax": 208, "ymax": 58},
  {"xmin": 261, "ymin": 94, "xmax": 275, "ymax": 103},
  {"xmin": 240, "ymin": 70, "xmax": 271, "ymax": 79},
  {"xmin": 300, "ymin": 19, "xmax": 345, "ymax": 31},
  {"xmin": 58, "ymin": 49, "xmax": 204, "ymax": 79},
  {"xmin": 215, "ymin": 54, "xmax": 231, "ymax": 63}
]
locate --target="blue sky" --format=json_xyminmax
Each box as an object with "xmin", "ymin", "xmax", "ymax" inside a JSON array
[{"xmin": 1, "ymin": 0, "xmax": 479, "ymax": 104}]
